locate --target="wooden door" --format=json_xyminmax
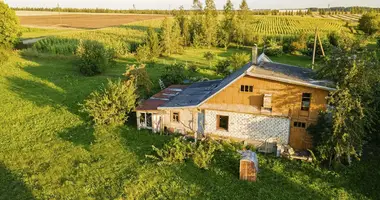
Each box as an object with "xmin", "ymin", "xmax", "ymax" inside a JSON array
[{"xmin": 289, "ymin": 121, "xmax": 312, "ymax": 150}]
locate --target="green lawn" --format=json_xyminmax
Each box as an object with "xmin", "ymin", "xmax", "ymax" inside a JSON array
[{"xmin": 0, "ymin": 51, "xmax": 378, "ymax": 199}]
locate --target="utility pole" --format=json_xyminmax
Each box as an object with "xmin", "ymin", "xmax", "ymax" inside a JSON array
[
  {"xmin": 312, "ymin": 27, "xmax": 325, "ymax": 69},
  {"xmin": 312, "ymin": 27, "xmax": 318, "ymax": 69}
]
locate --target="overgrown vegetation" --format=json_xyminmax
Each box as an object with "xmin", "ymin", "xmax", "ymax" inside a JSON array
[
  {"xmin": 77, "ymin": 40, "xmax": 116, "ymax": 76},
  {"xmin": 0, "ymin": 2, "xmax": 21, "ymax": 49},
  {"xmin": 80, "ymin": 79, "xmax": 137, "ymax": 126}
]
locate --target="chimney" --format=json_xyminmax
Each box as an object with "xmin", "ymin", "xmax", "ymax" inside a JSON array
[{"xmin": 252, "ymin": 45, "xmax": 258, "ymax": 65}]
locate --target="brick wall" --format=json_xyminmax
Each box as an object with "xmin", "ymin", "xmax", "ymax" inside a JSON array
[{"xmin": 204, "ymin": 110, "xmax": 290, "ymax": 144}]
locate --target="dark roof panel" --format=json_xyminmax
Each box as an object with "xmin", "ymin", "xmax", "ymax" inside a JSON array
[{"xmin": 160, "ymin": 62, "xmax": 252, "ymax": 108}]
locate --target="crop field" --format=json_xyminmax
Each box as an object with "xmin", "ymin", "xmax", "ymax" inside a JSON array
[
  {"xmin": 19, "ymin": 13, "xmax": 167, "ymax": 29},
  {"xmin": 247, "ymin": 16, "xmax": 348, "ymax": 36}
]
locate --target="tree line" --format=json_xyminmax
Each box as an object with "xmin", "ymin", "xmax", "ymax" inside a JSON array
[{"xmin": 14, "ymin": 6, "xmax": 380, "ymax": 16}]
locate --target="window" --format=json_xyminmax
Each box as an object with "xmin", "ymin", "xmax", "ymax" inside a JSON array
[
  {"xmin": 140, "ymin": 113, "xmax": 146, "ymax": 125},
  {"xmin": 240, "ymin": 85, "xmax": 253, "ymax": 92},
  {"xmin": 301, "ymin": 93, "xmax": 311, "ymax": 111},
  {"xmin": 294, "ymin": 122, "xmax": 306, "ymax": 128},
  {"xmin": 263, "ymin": 94, "xmax": 272, "ymax": 109},
  {"xmin": 172, "ymin": 112, "xmax": 180, "ymax": 123},
  {"xmin": 146, "ymin": 113, "xmax": 152, "ymax": 128},
  {"xmin": 217, "ymin": 115, "xmax": 229, "ymax": 131}
]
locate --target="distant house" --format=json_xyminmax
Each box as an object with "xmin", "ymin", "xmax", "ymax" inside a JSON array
[{"xmin": 136, "ymin": 46, "xmax": 334, "ymax": 150}]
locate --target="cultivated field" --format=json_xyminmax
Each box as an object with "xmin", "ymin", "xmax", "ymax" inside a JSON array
[{"xmin": 19, "ymin": 13, "xmax": 167, "ymax": 29}]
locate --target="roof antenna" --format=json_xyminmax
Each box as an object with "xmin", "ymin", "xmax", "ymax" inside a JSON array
[{"xmin": 159, "ymin": 79, "xmax": 166, "ymax": 90}]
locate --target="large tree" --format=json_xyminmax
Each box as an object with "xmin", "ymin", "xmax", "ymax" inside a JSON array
[
  {"xmin": 203, "ymin": 0, "xmax": 218, "ymax": 48},
  {"xmin": 160, "ymin": 18, "xmax": 173, "ymax": 55},
  {"xmin": 358, "ymin": 13, "xmax": 380, "ymax": 35},
  {"xmin": 218, "ymin": 0, "xmax": 235, "ymax": 49},
  {"xmin": 145, "ymin": 27, "xmax": 160, "ymax": 58},
  {"xmin": 0, "ymin": 2, "xmax": 21, "ymax": 49},
  {"xmin": 310, "ymin": 47, "xmax": 380, "ymax": 166}
]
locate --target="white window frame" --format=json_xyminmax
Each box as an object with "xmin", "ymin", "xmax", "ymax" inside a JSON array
[{"xmin": 139, "ymin": 112, "xmax": 153, "ymax": 129}]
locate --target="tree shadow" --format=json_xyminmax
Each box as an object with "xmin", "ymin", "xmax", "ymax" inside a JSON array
[
  {"xmin": 0, "ymin": 162, "xmax": 35, "ymax": 200},
  {"xmin": 57, "ymin": 124, "xmax": 95, "ymax": 150}
]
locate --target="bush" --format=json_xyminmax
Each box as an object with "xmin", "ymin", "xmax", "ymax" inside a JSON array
[
  {"xmin": 265, "ymin": 46, "xmax": 283, "ymax": 56},
  {"xmin": 160, "ymin": 63, "xmax": 187, "ymax": 86},
  {"xmin": 148, "ymin": 137, "xmax": 193, "ymax": 164},
  {"xmin": 0, "ymin": 2, "xmax": 21, "ymax": 49},
  {"xmin": 377, "ymin": 37, "xmax": 380, "ymax": 48},
  {"xmin": 358, "ymin": 13, "xmax": 380, "ymax": 35},
  {"xmin": 135, "ymin": 44, "xmax": 151, "ymax": 63},
  {"xmin": 33, "ymin": 37, "xmax": 79, "ymax": 55},
  {"xmin": 129, "ymin": 41, "xmax": 141, "ymax": 53},
  {"xmin": 76, "ymin": 40, "xmax": 115, "ymax": 76},
  {"xmin": 215, "ymin": 59, "xmax": 231, "ymax": 76},
  {"xmin": 123, "ymin": 64, "xmax": 152, "ymax": 98},
  {"xmin": 148, "ymin": 137, "xmax": 222, "ymax": 169},
  {"xmin": 203, "ymin": 51, "xmax": 215, "ymax": 67},
  {"xmin": 0, "ymin": 49, "xmax": 11, "ymax": 64},
  {"xmin": 193, "ymin": 139, "xmax": 222, "ymax": 169},
  {"xmin": 80, "ymin": 79, "xmax": 137, "ymax": 126},
  {"xmin": 229, "ymin": 52, "xmax": 250, "ymax": 70},
  {"xmin": 187, "ymin": 63, "xmax": 198, "ymax": 73}
]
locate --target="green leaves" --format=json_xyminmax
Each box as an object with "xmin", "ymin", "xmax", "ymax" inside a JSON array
[
  {"xmin": 80, "ymin": 79, "xmax": 137, "ymax": 126},
  {"xmin": 0, "ymin": 2, "xmax": 20, "ymax": 49}
]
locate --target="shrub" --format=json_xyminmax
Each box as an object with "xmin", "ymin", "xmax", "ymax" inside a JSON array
[
  {"xmin": 215, "ymin": 59, "xmax": 231, "ymax": 76},
  {"xmin": 135, "ymin": 44, "xmax": 151, "ymax": 63},
  {"xmin": 123, "ymin": 64, "xmax": 152, "ymax": 98},
  {"xmin": 160, "ymin": 63, "xmax": 187, "ymax": 86},
  {"xmin": 229, "ymin": 52, "xmax": 250, "ymax": 70},
  {"xmin": 203, "ymin": 51, "xmax": 215, "ymax": 68},
  {"xmin": 129, "ymin": 41, "xmax": 140, "ymax": 53},
  {"xmin": 76, "ymin": 40, "xmax": 115, "ymax": 76},
  {"xmin": 358, "ymin": 13, "xmax": 380, "ymax": 35},
  {"xmin": 187, "ymin": 63, "xmax": 198, "ymax": 73},
  {"xmin": 193, "ymin": 139, "xmax": 222, "ymax": 169},
  {"xmin": 0, "ymin": 49, "xmax": 11, "ymax": 64},
  {"xmin": 377, "ymin": 37, "xmax": 380, "ymax": 48},
  {"xmin": 33, "ymin": 37, "xmax": 79, "ymax": 55},
  {"xmin": 0, "ymin": 2, "xmax": 21, "ymax": 49},
  {"xmin": 80, "ymin": 78, "xmax": 137, "ymax": 126},
  {"xmin": 148, "ymin": 137, "xmax": 193, "ymax": 164},
  {"xmin": 265, "ymin": 40, "xmax": 283, "ymax": 57}
]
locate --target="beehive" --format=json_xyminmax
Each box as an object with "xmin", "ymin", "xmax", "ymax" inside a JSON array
[{"xmin": 239, "ymin": 151, "xmax": 258, "ymax": 182}]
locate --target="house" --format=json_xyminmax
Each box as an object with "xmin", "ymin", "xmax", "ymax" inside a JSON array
[{"xmin": 136, "ymin": 46, "xmax": 335, "ymax": 150}]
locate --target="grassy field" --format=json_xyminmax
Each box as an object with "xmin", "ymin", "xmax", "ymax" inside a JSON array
[
  {"xmin": 4, "ymin": 15, "xmax": 377, "ymax": 199},
  {"xmin": 0, "ymin": 51, "xmax": 378, "ymax": 199}
]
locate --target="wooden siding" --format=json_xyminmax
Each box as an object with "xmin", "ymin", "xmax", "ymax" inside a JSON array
[
  {"xmin": 205, "ymin": 75, "xmax": 329, "ymax": 121},
  {"xmin": 204, "ymin": 75, "xmax": 330, "ymax": 150}
]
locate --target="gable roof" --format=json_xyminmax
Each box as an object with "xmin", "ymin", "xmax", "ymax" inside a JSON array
[
  {"xmin": 159, "ymin": 62, "xmax": 253, "ymax": 109},
  {"xmin": 247, "ymin": 61, "xmax": 335, "ymax": 91},
  {"xmin": 157, "ymin": 54, "xmax": 335, "ymax": 109}
]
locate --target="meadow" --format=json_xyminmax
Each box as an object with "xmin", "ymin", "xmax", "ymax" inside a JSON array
[
  {"xmin": 1, "ymin": 49, "xmax": 378, "ymax": 200},
  {"xmin": 1, "ymin": 12, "xmax": 378, "ymax": 199}
]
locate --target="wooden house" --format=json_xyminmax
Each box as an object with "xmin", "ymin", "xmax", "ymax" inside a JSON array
[{"xmin": 136, "ymin": 46, "xmax": 335, "ymax": 150}]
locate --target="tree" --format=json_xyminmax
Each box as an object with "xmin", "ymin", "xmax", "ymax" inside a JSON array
[
  {"xmin": 229, "ymin": 52, "xmax": 250, "ymax": 70},
  {"xmin": 145, "ymin": 27, "xmax": 160, "ymax": 58},
  {"xmin": 123, "ymin": 64, "xmax": 152, "ymax": 98},
  {"xmin": 76, "ymin": 40, "xmax": 115, "ymax": 76},
  {"xmin": 215, "ymin": 59, "xmax": 231, "ymax": 76},
  {"xmin": 312, "ymin": 47, "xmax": 380, "ymax": 166},
  {"xmin": 0, "ymin": 2, "xmax": 21, "ymax": 49},
  {"xmin": 175, "ymin": 6, "xmax": 191, "ymax": 46},
  {"xmin": 239, "ymin": 0, "xmax": 250, "ymax": 17},
  {"xmin": 219, "ymin": 0, "xmax": 235, "ymax": 49},
  {"xmin": 80, "ymin": 78, "xmax": 137, "ymax": 126},
  {"xmin": 203, "ymin": 0, "xmax": 218, "ymax": 48},
  {"xmin": 358, "ymin": 13, "xmax": 380, "ymax": 35},
  {"xmin": 160, "ymin": 18, "xmax": 173, "ymax": 55},
  {"xmin": 171, "ymin": 21, "xmax": 184, "ymax": 54},
  {"xmin": 135, "ymin": 44, "xmax": 151, "ymax": 63},
  {"xmin": 203, "ymin": 51, "xmax": 215, "ymax": 67},
  {"xmin": 160, "ymin": 63, "xmax": 187, "ymax": 86}
]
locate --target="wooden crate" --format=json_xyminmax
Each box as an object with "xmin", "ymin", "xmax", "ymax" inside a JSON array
[{"xmin": 239, "ymin": 160, "xmax": 257, "ymax": 182}]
